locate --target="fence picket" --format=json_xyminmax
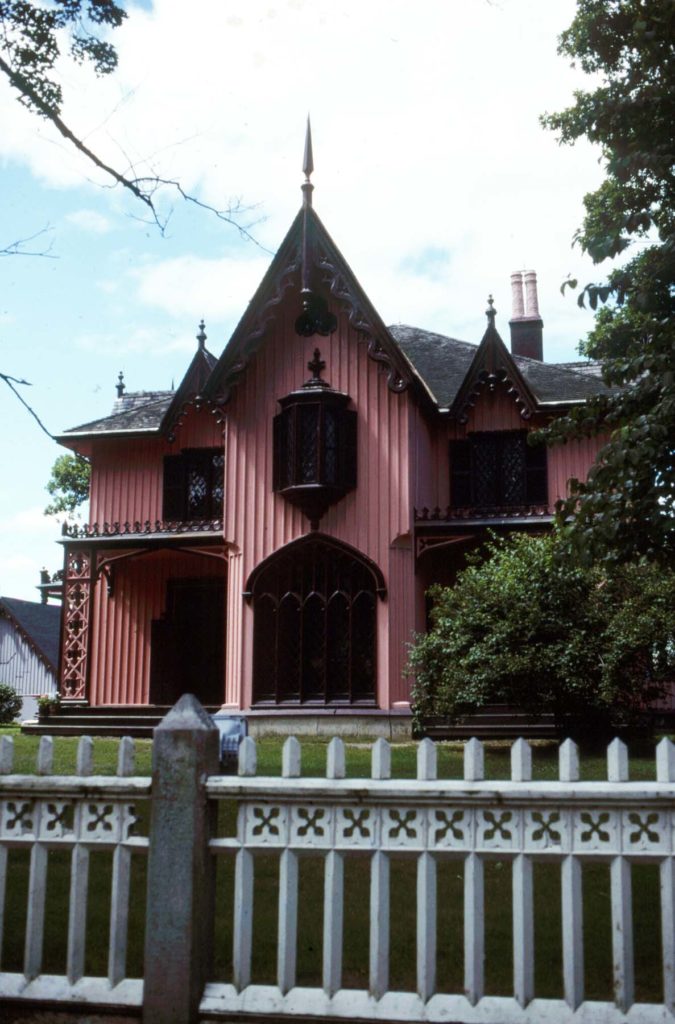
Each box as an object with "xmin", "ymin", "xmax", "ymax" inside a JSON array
[
  {"xmin": 464, "ymin": 738, "xmax": 484, "ymax": 781},
  {"xmin": 24, "ymin": 841, "xmax": 48, "ymax": 980},
  {"xmin": 233, "ymin": 847, "xmax": 254, "ymax": 991},
  {"xmin": 67, "ymin": 845, "xmax": 90, "ymax": 983},
  {"xmin": 37, "ymin": 735, "xmax": 53, "ymax": 775},
  {"xmin": 417, "ymin": 851, "xmax": 437, "ymax": 1002},
  {"xmin": 513, "ymin": 853, "xmax": 534, "ymax": 1007},
  {"xmin": 0, "ymin": 735, "xmax": 13, "ymax": 774},
  {"xmin": 108, "ymin": 844, "xmax": 132, "ymax": 987},
  {"xmin": 661, "ymin": 856, "xmax": 675, "ymax": 1010},
  {"xmin": 323, "ymin": 850, "xmax": 344, "ymax": 996},
  {"xmin": 464, "ymin": 852, "xmax": 484, "ymax": 1004},
  {"xmin": 76, "ymin": 735, "xmax": 94, "ymax": 776},
  {"xmin": 371, "ymin": 738, "xmax": 391, "ymax": 780},
  {"xmin": 282, "ymin": 737, "xmax": 301, "ymax": 778},
  {"xmin": 117, "ymin": 736, "xmax": 135, "ymax": 776},
  {"xmin": 327, "ymin": 737, "xmax": 345, "ymax": 779},
  {"xmin": 562, "ymin": 854, "xmax": 584, "ymax": 1009},
  {"xmin": 611, "ymin": 855, "xmax": 634, "ymax": 1011},
  {"xmin": 278, "ymin": 848, "xmax": 298, "ymax": 994},
  {"xmin": 559, "ymin": 738, "xmax": 580, "ymax": 782},
  {"xmin": 369, "ymin": 850, "xmax": 389, "ymax": 999}
]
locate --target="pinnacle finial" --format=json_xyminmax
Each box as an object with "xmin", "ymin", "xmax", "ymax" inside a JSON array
[
  {"xmin": 302, "ymin": 115, "xmax": 314, "ymax": 208},
  {"xmin": 116, "ymin": 371, "xmax": 125, "ymax": 399},
  {"xmin": 486, "ymin": 295, "xmax": 496, "ymax": 323},
  {"xmin": 197, "ymin": 319, "xmax": 206, "ymax": 349}
]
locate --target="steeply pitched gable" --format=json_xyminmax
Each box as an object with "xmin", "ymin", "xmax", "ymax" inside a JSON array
[{"xmin": 203, "ymin": 205, "xmax": 435, "ymax": 412}]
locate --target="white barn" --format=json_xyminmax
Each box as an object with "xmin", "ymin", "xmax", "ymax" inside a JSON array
[{"xmin": 0, "ymin": 597, "xmax": 60, "ymax": 720}]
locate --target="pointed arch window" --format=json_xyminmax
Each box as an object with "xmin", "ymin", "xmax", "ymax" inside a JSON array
[{"xmin": 248, "ymin": 536, "xmax": 384, "ymax": 706}]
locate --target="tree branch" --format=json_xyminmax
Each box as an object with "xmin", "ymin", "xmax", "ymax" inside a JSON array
[
  {"xmin": 0, "ymin": 52, "xmax": 271, "ymax": 246},
  {"xmin": 0, "ymin": 225, "xmax": 56, "ymax": 258},
  {"xmin": 0, "ymin": 372, "xmax": 53, "ymax": 439}
]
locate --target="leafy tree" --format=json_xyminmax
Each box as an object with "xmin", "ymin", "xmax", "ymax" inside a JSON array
[
  {"xmin": 0, "ymin": 682, "xmax": 22, "ymax": 723},
  {"xmin": 540, "ymin": 0, "xmax": 675, "ymax": 566},
  {"xmin": 45, "ymin": 453, "xmax": 90, "ymax": 518},
  {"xmin": 408, "ymin": 533, "xmax": 675, "ymax": 737}
]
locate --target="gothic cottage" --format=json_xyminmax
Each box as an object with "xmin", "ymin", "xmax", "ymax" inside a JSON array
[{"xmin": 54, "ymin": 133, "xmax": 610, "ymax": 729}]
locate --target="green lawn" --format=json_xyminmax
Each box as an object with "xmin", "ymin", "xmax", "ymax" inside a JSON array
[{"xmin": 0, "ymin": 730, "xmax": 666, "ymax": 1002}]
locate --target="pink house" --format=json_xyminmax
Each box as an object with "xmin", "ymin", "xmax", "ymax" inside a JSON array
[{"xmin": 54, "ymin": 139, "xmax": 610, "ymax": 731}]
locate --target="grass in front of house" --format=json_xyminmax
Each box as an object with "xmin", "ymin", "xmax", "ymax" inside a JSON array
[{"xmin": 0, "ymin": 730, "xmax": 665, "ymax": 1002}]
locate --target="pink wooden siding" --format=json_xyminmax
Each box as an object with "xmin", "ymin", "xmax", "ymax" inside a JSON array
[
  {"xmin": 89, "ymin": 408, "xmax": 223, "ymax": 525},
  {"xmin": 222, "ymin": 295, "xmax": 413, "ymax": 710},
  {"xmin": 89, "ymin": 549, "xmax": 226, "ymax": 706}
]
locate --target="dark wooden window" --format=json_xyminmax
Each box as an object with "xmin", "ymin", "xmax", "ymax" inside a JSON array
[
  {"xmin": 251, "ymin": 537, "xmax": 378, "ymax": 706},
  {"xmin": 273, "ymin": 402, "xmax": 356, "ymax": 492},
  {"xmin": 450, "ymin": 431, "xmax": 547, "ymax": 509},
  {"xmin": 163, "ymin": 448, "xmax": 224, "ymax": 521}
]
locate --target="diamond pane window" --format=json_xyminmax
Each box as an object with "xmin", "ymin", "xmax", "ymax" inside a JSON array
[
  {"xmin": 273, "ymin": 349, "xmax": 357, "ymax": 528},
  {"xmin": 450, "ymin": 431, "xmax": 547, "ymax": 510},
  {"xmin": 163, "ymin": 448, "xmax": 225, "ymax": 522}
]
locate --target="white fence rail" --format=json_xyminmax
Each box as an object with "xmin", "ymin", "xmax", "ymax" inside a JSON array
[
  {"xmin": 0, "ymin": 733, "xmax": 149, "ymax": 1011},
  {"xmin": 1, "ymin": 695, "xmax": 675, "ymax": 1024}
]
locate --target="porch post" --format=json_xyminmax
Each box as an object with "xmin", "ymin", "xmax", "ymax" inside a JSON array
[
  {"xmin": 60, "ymin": 544, "xmax": 95, "ymax": 701},
  {"xmin": 143, "ymin": 694, "xmax": 219, "ymax": 1024}
]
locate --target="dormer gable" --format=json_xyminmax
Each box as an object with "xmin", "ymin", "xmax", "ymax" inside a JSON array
[{"xmin": 449, "ymin": 298, "xmax": 538, "ymax": 424}]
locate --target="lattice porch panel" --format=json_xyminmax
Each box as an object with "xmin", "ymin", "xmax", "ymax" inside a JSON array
[{"xmin": 61, "ymin": 548, "xmax": 94, "ymax": 699}]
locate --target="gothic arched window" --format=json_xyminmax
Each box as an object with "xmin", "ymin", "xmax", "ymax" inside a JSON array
[{"xmin": 248, "ymin": 536, "xmax": 384, "ymax": 706}]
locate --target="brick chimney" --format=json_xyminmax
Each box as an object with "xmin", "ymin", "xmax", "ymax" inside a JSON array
[{"xmin": 509, "ymin": 270, "xmax": 543, "ymax": 361}]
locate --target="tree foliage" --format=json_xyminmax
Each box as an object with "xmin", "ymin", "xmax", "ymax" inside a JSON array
[
  {"xmin": 540, "ymin": 0, "xmax": 675, "ymax": 565},
  {"xmin": 44, "ymin": 452, "xmax": 90, "ymax": 518},
  {"xmin": 408, "ymin": 533, "xmax": 675, "ymax": 736}
]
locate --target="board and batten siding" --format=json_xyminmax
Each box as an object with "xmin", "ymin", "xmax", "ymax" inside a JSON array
[
  {"xmin": 89, "ymin": 411, "xmax": 224, "ymax": 526},
  {"xmin": 411, "ymin": 386, "xmax": 603, "ymax": 512},
  {"xmin": 88, "ymin": 549, "xmax": 226, "ymax": 707},
  {"xmin": 0, "ymin": 617, "xmax": 57, "ymax": 696},
  {"xmin": 85, "ymin": 407, "xmax": 226, "ymax": 706},
  {"xmin": 222, "ymin": 298, "xmax": 414, "ymax": 710}
]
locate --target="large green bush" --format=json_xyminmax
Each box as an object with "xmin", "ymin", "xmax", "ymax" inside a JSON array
[
  {"xmin": 0, "ymin": 683, "xmax": 23, "ymax": 724},
  {"xmin": 409, "ymin": 534, "xmax": 675, "ymax": 736}
]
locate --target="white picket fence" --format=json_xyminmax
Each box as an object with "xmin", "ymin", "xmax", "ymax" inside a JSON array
[{"xmin": 1, "ymin": 695, "xmax": 674, "ymax": 1024}]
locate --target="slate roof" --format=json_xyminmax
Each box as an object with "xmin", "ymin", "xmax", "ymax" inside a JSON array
[
  {"xmin": 57, "ymin": 392, "xmax": 174, "ymax": 438},
  {"xmin": 0, "ymin": 597, "xmax": 61, "ymax": 672},
  {"xmin": 389, "ymin": 323, "xmax": 611, "ymax": 409}
]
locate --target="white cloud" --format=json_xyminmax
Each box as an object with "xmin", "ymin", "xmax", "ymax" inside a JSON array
[
  {"xmin": 65, "ymin": 209, "xmax": 113, "ymax": 234},
  {"xmin": 131, "ymin": 253, "xmax": 272, "ymax": 321},
  {"xmin": 0, "ymin": 0, "xmax": 604, "ymax": 365}
]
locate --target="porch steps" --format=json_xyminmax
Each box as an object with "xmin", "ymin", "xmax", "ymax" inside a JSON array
[{"xmin": 21, "ymin": 703, "xmax": 220, "ymax": 738}]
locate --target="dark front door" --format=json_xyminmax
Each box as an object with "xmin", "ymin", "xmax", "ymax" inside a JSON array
[{"xmin": 150, "ymin": 577, "xmax": 225, "ymax": 706}]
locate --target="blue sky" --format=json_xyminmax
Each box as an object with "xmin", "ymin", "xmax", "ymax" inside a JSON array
[{"xmin": 0, "ymin": 0, "xmax": 607, "ymax": 600}]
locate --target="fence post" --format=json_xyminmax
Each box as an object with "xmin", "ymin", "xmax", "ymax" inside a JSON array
[{"xmin": 142, "ymin": 694, "xmax": 219, "ymax": 1024}]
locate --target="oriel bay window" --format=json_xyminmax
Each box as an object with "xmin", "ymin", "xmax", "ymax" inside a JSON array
[
  {"xmin": 273, "ymin": 348, "xmax": 356, "ymax": 528},
  {"xmin": 450, "ymin": 430, "xmax": 547, "ymax": 509},
  {"xmin": 163, "ymin": 448, "xmax": 225, "ymax": 522}
]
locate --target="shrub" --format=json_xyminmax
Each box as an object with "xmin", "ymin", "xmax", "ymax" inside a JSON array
[
  {"xmin": 0, "ymin": 683, "xmax": 23, "ymax": 724},
  {"xmin": 408, "ymin": 533, "xmax": 675, "ymax": 737}
]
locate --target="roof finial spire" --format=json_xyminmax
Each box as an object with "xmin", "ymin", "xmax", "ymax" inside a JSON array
[
  {"xmin": 196, "ymin": 319, "xmax": 206, "ymax": 350},
  {"xmin": 486, "ymin": 295, "xmax": 497, "ymax": 324},
  {"xmin": 302, "ymin": 115, "xmax": 314, "ymax": 209},
  {"xmin": 116, "ymin": 371, "xmax": 125, "ymax": 399}
]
